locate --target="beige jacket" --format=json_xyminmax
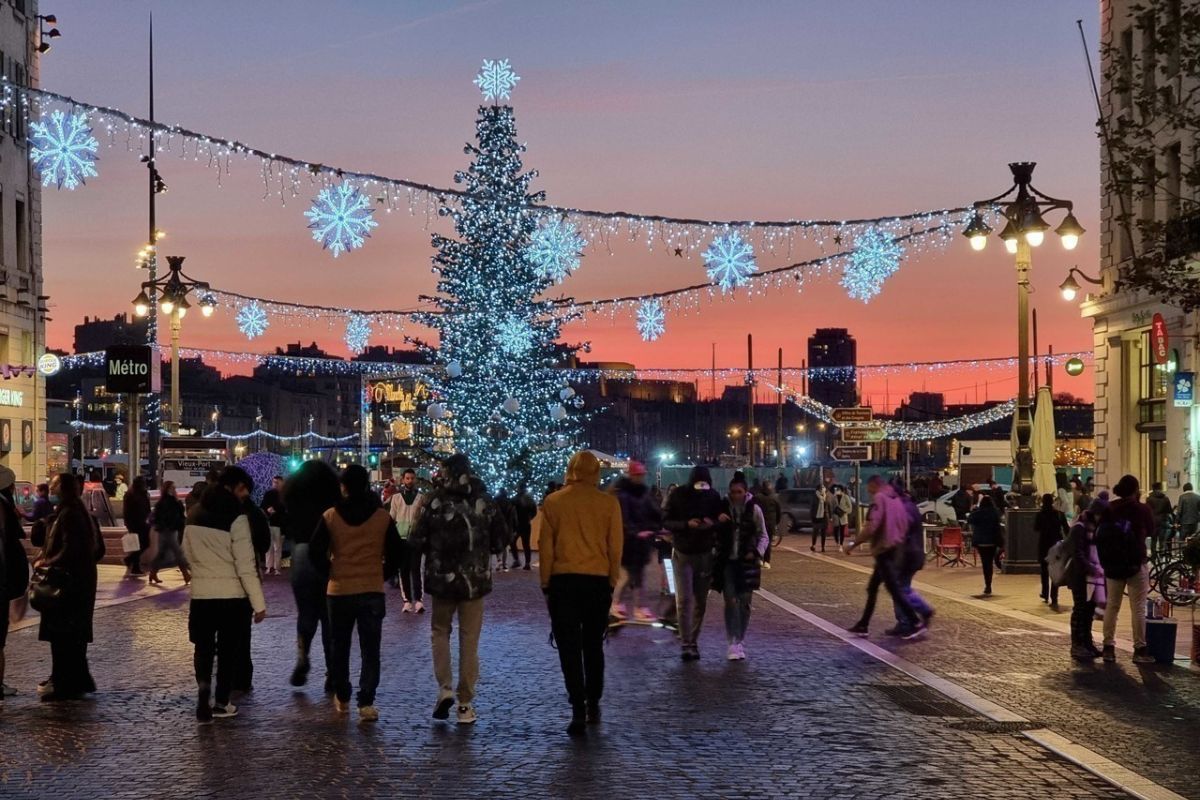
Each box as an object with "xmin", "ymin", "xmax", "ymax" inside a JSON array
[{"xmin": 183, "ymin": 515, "xmax": 267, "ymax": 613}]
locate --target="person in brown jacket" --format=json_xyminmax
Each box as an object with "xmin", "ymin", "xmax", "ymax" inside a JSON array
[
  {"xmin": 310, "ymin": 465, "xmax": 402, "ymax": 723},
  {"xmin": 540, "ymin": 450, "xmax": 623, "ymax": 737}
]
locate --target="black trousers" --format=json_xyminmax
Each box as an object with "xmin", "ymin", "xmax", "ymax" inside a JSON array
[
  {"xmin": 510, "ymin": 529, "xmax": 532, "ymax": 567},
  {"xmin": 856, "ymin": 550, "xmax": 918, "ymax": 626},
  {"xmin": 977, "ymin": 545, "xmax": 998, "ymax": 591},
  {"xmin": 49, "ymin": 640, "xmax": 93, "ymax": 694},
  {"xmin": 1068, "ymin": 575, "xmax": 1095, "ymax": 646},
  {"xmin": 811, "ymin": 518, "xmax": 827, "ymax": 550},
  {"xmin": 189, "ymin": 598, "xmax": 250, "ymax": 706},
  {"xmin": 547, "ymin": 574, "xmax": 611, "ymax": 708},
  {"xmin": 398, "ymin": 540, "xmax": 423, "ymax": 603},
  {"xmin": 1039, "ymin": 559, "xmax": 1059, "ymax": 604}
]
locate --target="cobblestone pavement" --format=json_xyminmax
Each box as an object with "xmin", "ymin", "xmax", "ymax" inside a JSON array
[
  {"xmin": 0, "ymin": 565, "xmax": 1137, "ymax": 800},
  {"xmin": 764, "ymin": 543, "xmax": 1200, "ymax": 798}
]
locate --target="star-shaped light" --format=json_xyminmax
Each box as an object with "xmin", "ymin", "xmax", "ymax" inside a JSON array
[{"xmin": 304, "ymin": 183, "xmax": 379, "ymax": 258}]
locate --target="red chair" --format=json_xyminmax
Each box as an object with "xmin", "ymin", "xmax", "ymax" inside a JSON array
[{"xmin": 937, "ymin": 527, "xmax": 967, "ymax": 568}]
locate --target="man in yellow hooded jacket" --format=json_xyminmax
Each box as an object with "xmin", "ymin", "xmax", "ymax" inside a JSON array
[{"xmin": 540, "ymin": 450, "xmax": 623, "ymax": 737}]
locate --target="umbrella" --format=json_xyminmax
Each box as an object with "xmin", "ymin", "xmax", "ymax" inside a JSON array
[{"xmin": 1032, "ymin": 386, "xmax": 1058, "ymax": 497}]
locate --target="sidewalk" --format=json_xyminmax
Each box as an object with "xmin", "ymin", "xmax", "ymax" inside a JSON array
[
  {"xmin": 9, "ymin": 564, "xmax": 189, "ymax": 633},
  {"xmin": 784, "ymin": 540, "xmax": 1198, "ymax": 663}
]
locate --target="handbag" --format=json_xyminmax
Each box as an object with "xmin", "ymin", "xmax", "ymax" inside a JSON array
[
  {"xmin": 121, "ymin": 531, "xmax": 142, "ymax": 554},
  {"xmin": 27, "ymin": 564, "xmax": 71, "ymax": 613}
]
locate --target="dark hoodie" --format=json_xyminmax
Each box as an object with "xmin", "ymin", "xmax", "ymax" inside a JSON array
[
  {"xmin": 615, "ymin": 476, "xmax": 662, "ymax": 569},
  {"xmin": 309, "ymin": 490, "xmax": 402, "ymax": 595},
  {"xmin": 409, "ymin": 454, "xmax": 509, "ymax": 601},
  {"xmin": 188, "ymin": 483, "xmax": 243, "ymax": 532},
  {"xmin": 283, "ymin": 460, "xmax": 341, "ymax": 545},
  {"xmin": 663, "ymin": 466, "xmax": 725, "ymax": 555}
]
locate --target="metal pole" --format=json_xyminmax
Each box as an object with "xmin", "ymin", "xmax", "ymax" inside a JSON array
[
  {"xmin": 170, "ymin": 311, "xmax": 181, "ymax": 434},
  {"xmin": 146, "ymin": 13, "xmax": 161, "ymax": 483},
  {"xmin": 776, "ymin": 347, "xmax": 784, "ymax": 468},
  {"xmin": 1032, "ymin": 307, "xmax": 1040, "ymax": 393},
  {"xmin": 1014, "ymin": 239, "xmax": 1035, "ymax": 505},
  {"xmin": 747, "ymin": 334, "xmax": 754, "ymax": 466},
  {"xmin": 128, "ymin": 394, "xmax": 140, "ymax": 481}
]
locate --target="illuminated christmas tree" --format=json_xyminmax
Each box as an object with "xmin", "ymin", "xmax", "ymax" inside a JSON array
[{"xmin": 418, "ymin": 90, "xmax": 584, "ymax": 495}]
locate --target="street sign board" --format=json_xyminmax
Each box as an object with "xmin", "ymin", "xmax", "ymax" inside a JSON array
[
  {"xmin": 831, "ymin": 444, "xmax": 872, "ymax": 461},
  {"xmin": 831, "ymin": 407, "xmax": 873, "ymax": 423},
  {"xmin": 1152, "ymin": 313, "xmax": 1169, "ymax": 365},
  {"xmin": 105, "ymin": 345, "xmax": 160, "ymax": 394},
  {"xmin": 841, "ymin": 426, "xmax": 885, "ymax": 442},
  {"xmin": 1174, "ymin": 372, "xmax": 1194, "ymax": 408}
]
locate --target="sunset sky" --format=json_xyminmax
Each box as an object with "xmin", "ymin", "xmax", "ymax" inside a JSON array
[{"xmin": 40, "ymin": 0, "xmax": 1101, "ymax": 408}]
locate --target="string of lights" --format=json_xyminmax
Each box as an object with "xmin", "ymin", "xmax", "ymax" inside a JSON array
[{"xmin": 205, "ymin": 428, "xmax": 359, "ymax": 444}]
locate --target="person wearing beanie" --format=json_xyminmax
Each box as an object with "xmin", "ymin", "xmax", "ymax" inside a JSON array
[
  {"xmin": 1097, "ymin": 475, "xmax": 1154, "ymax": 664},
  {"xmin": 610, "ymin": 461, "xmax": 662, "ymax": 622},
  {"xmin": 540, "ymin": 450, "xmax": 623, "ymax": 736},
  {"xmin": 663, "ymin": 465, "xmax": 724, "ymax": 660}
]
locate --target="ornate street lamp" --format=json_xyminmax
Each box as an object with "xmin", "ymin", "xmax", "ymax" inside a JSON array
[{"xmin": 131, "ymin": 255, "xmax": 216, "ymax": 434}]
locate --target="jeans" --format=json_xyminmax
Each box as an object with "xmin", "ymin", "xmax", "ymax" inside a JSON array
[
  {"xmin": 189, "ymin": 597, "xmax": 250, "ymax": 706},
  {"xmin": 397, "ymin": 540, "xmax": 423, "ymax": 604},
  {"xmin": 976, "ymin": 545, "xmax": 998, "ymax": 591},
  {"xmin": 290, "ymin": 543, "xmax": 331, "ymax": 672},
  {"xmin": 547, "ymin": 574, "xmax": 611, "ymax": 707},
  {"xmin": 49, "ymin": 640, "xmax": 93, "ymax": 695},
  {"xmin": 265, "ymin": 526, "xmax": 284, "ymax": 573},
  {"xmin": 857, "ymin": 549, "xmax": 918, "ymax": 627},
  {"xmin": 150, "ymin": 530, "xmax": 189, "ymax": 573},
  {"xmin": 1039, "ymin": 559, "xmax": 1059, "ymax": 604},
  {"xmin": 722, "ymin": 562, "xmax": 753, "ymax": 644},
  {"xmin": 672, "ymin": 550, "xmax": 713, "ymax": 648},
  {"xmin": 510, "ymin": 528, "xmax": 532, "ymax": 568},
  {"xmin": 811, "ymin": 518, "xmax": 828, "ymax": 550},
  {"xmin": 430, "ymin": 595, "xmax": 484, "ymax": 704},
  {"xmin": 328, "ymin": 592, "xmax": 385, "ymax": 707},
  {"xmin": 1068, "ymin": 574, "xmax": 1096, "ymax": 646},
  {"xmin": 1102, "ymin": 565, "xmax": 1149, "ymax": 650},
  {"xmin": 892, "ymin": 562, "xmax": 933, "ymax": 623}
]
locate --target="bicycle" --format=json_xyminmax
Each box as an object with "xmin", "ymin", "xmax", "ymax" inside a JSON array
[{"xmin": 1148, "ymin": 530, "xmax": 1200, "ymax": 607}]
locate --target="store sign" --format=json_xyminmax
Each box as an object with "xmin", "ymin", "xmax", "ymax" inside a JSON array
[
  {"xmin": 1174, "ymin": 372, "xmax": 1194, "ymax": 408},
  {"xmin": 37, "ymin": 353, "xmax": 61, "ymax": 377},
  {"xmin": 0, "ymin": 388, "xmax": 23, "ymax": 407},
  {"xmin": 1151, "ymin": 313, "xmax": 1169, "ymax": 365},
  {"xmin": 1064, "ymin": 357, "xmax": 1086, "ymax": 377},
  {"xmin": 105, "ymin": 345, "xmax": 159, "ymax": 394},
  {"xmin": 0, "ymin": 419, "xmax": 11, "ymax": 453},
  {"xmin": 21, "ymin": 420, "xmax": 32, "ymax": 455}
]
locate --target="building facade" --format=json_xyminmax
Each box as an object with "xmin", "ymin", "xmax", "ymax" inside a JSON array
[
  {"xmin": 0, "ymin": 0, "xmax": 44, "ymax": 483},
  {"xmin": 1082, "ymin": 0, "xmax": 1198, "ymax": 493}
]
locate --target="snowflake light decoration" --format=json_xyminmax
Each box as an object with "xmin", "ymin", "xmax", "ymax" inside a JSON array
[
  {"xmin": 344, "ymin": 314, "xmax": 372, "ymax": 353},
  {"xmin": 703, "ymin": 231, "xmax": 757, "ymax": 293},
  {"xmin": 841, "ymin": 228, "xmax": 904, "ymax": 303},
  {"xmin": 29, "ymin": 110, "xmax": 99, "ymax": 190},
  {"xmin": 474, "ymin": 58, "xmax": 520, "ymax": 102},
  {"xmin": 497, "ymin": 315, "xmax": 535, "ymax": 356},
  {"xmin": 527, "ymin": 218, "xmax": 586, "ymax": 283},
  {"xmin": 636, "ymin": 298, "xmax": 666, "ymax": 342},
  {"xmin": 304, "ymin": 183, "xmax": 379, "ymax": 258},
  {"xmin": 236, "ymin": 301, "xmax": 269, "ymax": 340}
]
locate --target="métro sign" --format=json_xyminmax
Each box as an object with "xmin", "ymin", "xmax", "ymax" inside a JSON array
[
  {"xmin": 105, "ymin": 345, "xmax": 160, "ymax": 394},
  {"xmin": 840, "ymin": 426, "xmax": 885, "ymax": 442},
  {"xmin": 831, "ymin": 444, "xmax": 872, "ymax": 462},
  {"xmin": 831, "ymin": 407, "xmax": 873, "ymax": 423}
]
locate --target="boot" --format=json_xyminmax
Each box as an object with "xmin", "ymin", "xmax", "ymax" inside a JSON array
[
  {"xmin": 290, "ymin": 641, "xmax": 310, "ymax": 687},
  {"xmin": 567, "ymin": 703, "xmax": 587, "ymax": 736},
  {"xmin": 586, "ymin": 700, "xmax": 601, "ymax": 724}
]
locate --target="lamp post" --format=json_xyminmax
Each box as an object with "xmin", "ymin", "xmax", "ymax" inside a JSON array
[
  {"xmin": 132, "ymin": 255, "xmax": 215, "ymax": 436},
  {"xmin": 965, "ymin": 162, "xmax": 1083, "ymax": 570},
  {"xmin": 1058, "ymin": 266, "xmax": 1104, "ymax": 302}
]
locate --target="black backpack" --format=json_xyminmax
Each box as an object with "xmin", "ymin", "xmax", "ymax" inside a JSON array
[
  {"xmin": 1094, "ymin": 517, "xmax": 1141, "ymax": 579},
  {"xmin": 901, "ymin": 495, "xmax": 926, "ymax": 573}
]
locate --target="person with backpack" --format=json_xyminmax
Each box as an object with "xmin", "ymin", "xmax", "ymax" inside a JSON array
[
  {"xmin": 889, "ymin": 482, "xmax": 934, "ymax": 637},
  {"xmin": 846, "ymin": 476, "xmax": 925, "ymax": 639},
  {"xmin": 713, "ymin": 474, "xmax": 769, "ymax": 660},
  {"xmin": 1059, "ymin": 493, "xmax": 1107, "ymax": 660},
  {"xmin": 1035, "ymin": 493, "xmax": 1069, "ymax": 611},
  {"xmin": 968, "ymin": 496, "xmax": 1003, "ymax": 596},
  {"xmin": 1098, "ymin": 475, "xmax": 1155, "ymax": 664}
]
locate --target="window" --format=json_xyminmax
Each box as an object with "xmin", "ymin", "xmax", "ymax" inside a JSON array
[
  {"xmin": 1140, "ymin": 13, "xmax": 1156, "ymax": 100},
  {"xmin": 14, "ymin": 63, "xmax": 26, "ymax": 139},
  {"xmin": 1165, "ymin": 142, "xmax": 1182, "ymax": 219},
  {"xmin": 1141, "ymin": 156, "xmax": 1156, "ymax": 226},
  {"xmin": 1167, "ymin": 0, "xmax": 1182, "ymax": 76},
  {"xmin": 15, "ymin": 198, "xmax": 26, "ymax": 273},
  {"xmin": 1119, "ymin": 27, "xmax": 1133, "ymax": 111}
]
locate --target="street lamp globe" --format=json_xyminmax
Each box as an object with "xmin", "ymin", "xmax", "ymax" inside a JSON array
[
  {"xmin": 160, "ymin": 295, "xmax": 175, "ymax": 315},
  {"xmin": 132, "ymin": 290, "xmax": 151, "ymax": 317},
  {"xmin": 1055, "ymin": 212, "xmax": 1085, "ymax": 251},
  {"xmin": 1058, "ymin": 273, "xmax": 1081, "ymax": 301}
]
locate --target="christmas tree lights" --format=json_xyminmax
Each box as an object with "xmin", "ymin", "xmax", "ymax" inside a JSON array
[{"xmin": 416, "ymin": 98, "xmax": 583, "ymax": 495}]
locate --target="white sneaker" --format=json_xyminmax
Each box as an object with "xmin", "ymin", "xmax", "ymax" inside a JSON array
[
  {"xmin": 735, "ymin": 643, "xmax": 747, "ymax": 660},
  {"xmin": 727, "ymin": 644, "xmax": 739, "ymax": 661},
  {"xmin": 610, "ymin": 603, "xmax": 628, "ymax": 619},
  {"xmin": 414, "ymin": 601, "xmax": 425, "ymax": 614},
  {"xmin": 633, "ymin": 607, "xmax": 656, "ymax": 622},
  {"xmin": 333, "ymin": 696, "xmax": 350, "ymax": 714},
  {"xmin": 456, "ymin": 703, "xmax": 477, "ymax": 724},
  {"xmin": 402, "ymin": 602, "xmax": 413, "ymax": 614},
  {"xmin": 358, "ymin": 705, "xmax": 379, "ymax": 722},
  {"xmin": 211, "ymin": 703, "xmax": 238, "ymax": 718}
]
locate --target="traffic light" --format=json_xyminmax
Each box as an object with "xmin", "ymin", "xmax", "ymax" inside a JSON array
[
  {"xmin": 287, "ymin": 456, "xmax": 301, "ymax": 472},
  {"xmin": 368, "ymin": 453, "xmax": 379, "ymax": 466}
]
